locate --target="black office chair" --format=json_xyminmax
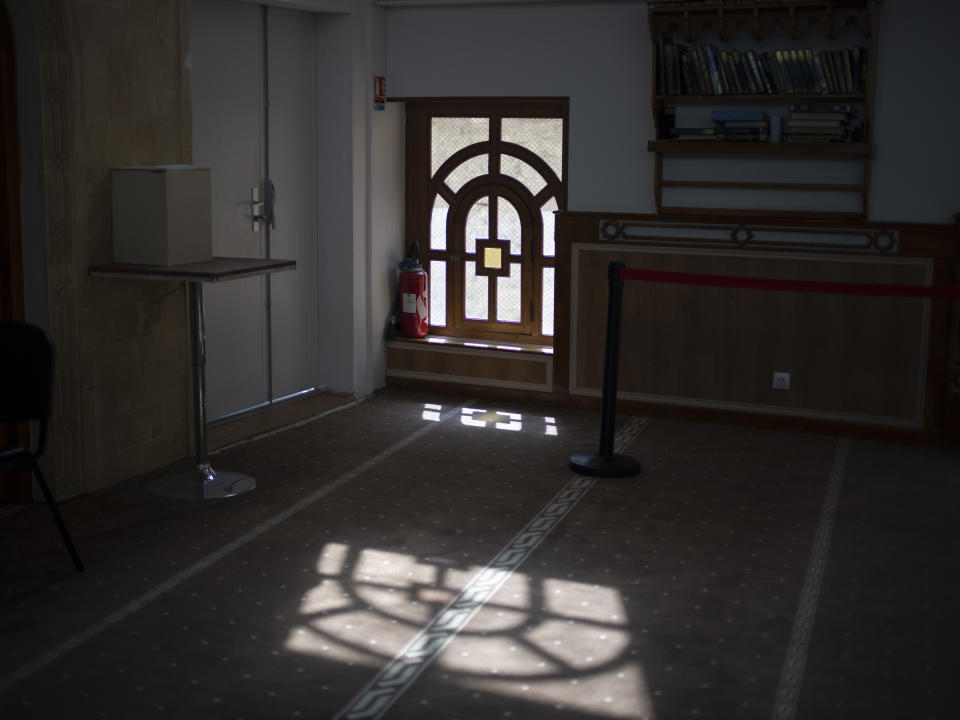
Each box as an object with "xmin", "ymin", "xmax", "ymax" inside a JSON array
[{"xmin": 0, "ymin": 321, "xmax": 84, "ymax": 571}]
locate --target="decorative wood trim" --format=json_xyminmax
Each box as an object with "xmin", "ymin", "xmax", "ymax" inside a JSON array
[
  {"xmin": 647, "ymin": 1, "xmax": 872, "ymax": 43},
  {"xmin": 598, "ymin": 218, "xmax": 901, "ymax": 254}
]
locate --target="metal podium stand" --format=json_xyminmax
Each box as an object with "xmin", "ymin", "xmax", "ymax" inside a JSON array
[{"xmin": 90, "ymin": 257, "xmax": 296, "ymax": 499}]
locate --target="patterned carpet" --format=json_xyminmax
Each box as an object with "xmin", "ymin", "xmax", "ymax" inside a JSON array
[{"xmin": 1, "ymin": 388, "xmax": 957, "ymax": 719}]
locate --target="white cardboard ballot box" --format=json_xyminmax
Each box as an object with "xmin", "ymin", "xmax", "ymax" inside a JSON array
[{"xmin": 111, "ymin": 166, "xmax": 213, "ymax": 266}]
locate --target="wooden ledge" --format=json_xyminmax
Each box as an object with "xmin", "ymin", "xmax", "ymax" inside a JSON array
[{"xmin": 387, "ymin": 335, "xmax": 554, "ymax": 357}]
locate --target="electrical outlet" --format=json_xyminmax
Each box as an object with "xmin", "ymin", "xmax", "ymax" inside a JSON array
[{"xmin": 773, "ymin": 371, "xmax": 791, "ymax": 390}]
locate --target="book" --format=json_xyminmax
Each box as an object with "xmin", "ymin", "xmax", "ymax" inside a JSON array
[
  {"xmin": 788, "ymin": 102, "xmax": 855, "ymax": 114},
  {"xmin": 716, "ymin": 49, "xmax": 733, "ymax": 94},
  {"xmin": 679, "ymin": 46, "xmax": 697, "ymax": 94},
  {"xmin": 717, "ymin": 126, "xmax": 768, "ymax": 137},
  {"xmin": 784, "ymin": 50, "xmax": 801, "ymax": 92},
  {"xmin": 792, "ymin": 49, "xmax": 814, "ymax": 93},
  {"xmin": 658, "ymin": 105, "xmax": 676, "ymax": 138},
  {"xmin": 775, "ymin": 50, "xmax": 795, "ymax": 94},
  {"xmin": 841, "ymin": 48, "xmax": 853, "ymax": 94},
  {"xmin": 817, "ymin": 50, "xmax": 837, "ymax": 93},
  {"xmin": 745, "ymin": 50, "xmax": 770, "ymax": 94},
  {"xmin": 802, "ymin": 49, "xmax": 819, "ymax": 92},
  {"xmin": 770, "ymin": 114, "xmax": 782, "ymax": 142},
  {"xmin": 785, "ymin": 135, "xmax": 846, "ymax": 142},
  {"xmin": 667, "ymin": 42, "xmax": 680, "ymax": 95},
  {"xmin": 759, "ymin": 53, "xmax": 782, "ymax": 94},
  {"xmin": 788, "ymin": 112, "xmax": 851, "ymax": 121},
  {"xmin": 810, "ymin": 50, "xmax": 830, "ymax": 93},
  {"xmin": 773, "ymin": 51, "xmax": 792, "ymax": 94},
  {"xmin": 721, "ymin": 51, "xmax": 743, "ymax": 94},
  {"xmin": 693, "ymin": 44, "xmax": 712, "ymax": 94},
  {"xmin": 852, "ymin": 45, "xmax": 865, "ymax": 94},
  {"xmin": 828, "ymin": 50, "xmax": 846, "ymax": 93},
  {"xmin": 710, "ymin": 109, "xmax": 767, "ymax": 123},
  {"xmin": 670, "ymin": 127, "xmax": 719, "ymax": 140},
  {"xmin": 733, "ymin": 50, "xmax": 760, "ymax": 95},
  {"xmin": 703, "ymin": 45, "xmax": 724, "ymax": 95},
  {"xmin": 718, "ymin": 120, "xmax": 769, "ymax": 128},
  {"xmin": 718, "ymin": 133, "xmax": 768, "ymax": 142},
  {"xmin": 786, "ymin": 119, "xmax": 846, "ymax": 128},
  {"xmin": 657, "ymin": 36, "xmax": 667, "ymax": 95}
]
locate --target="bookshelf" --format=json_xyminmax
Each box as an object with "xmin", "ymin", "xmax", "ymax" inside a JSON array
[{"xmin": 647, "ymin": 0, "xmax": 877, "ymax": 219}]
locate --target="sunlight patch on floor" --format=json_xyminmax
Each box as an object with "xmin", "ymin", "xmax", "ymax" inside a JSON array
[
  {"xmin": 422, "ymin": 402, "xmax": 561, "ymax": 436},
  {"xmin": 284, "ymin": 542, "xmax": 653, "ymax": 718}
]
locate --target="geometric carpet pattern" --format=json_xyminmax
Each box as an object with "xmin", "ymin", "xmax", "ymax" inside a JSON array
[{"xmin": 1, "ymin": 389, "xmax": 957, "ymax": 719}]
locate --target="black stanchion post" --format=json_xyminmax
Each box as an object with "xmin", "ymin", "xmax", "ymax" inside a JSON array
[
  {"xmin": 569, "ymin": 261, "xmax": 641, "ymax": 478},
  {"xmin": 598, "ymin": 261, "xmax": 624, "ymax": 458}
]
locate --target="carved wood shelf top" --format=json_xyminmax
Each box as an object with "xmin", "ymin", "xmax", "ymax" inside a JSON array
[{"xmin": 648, "ymin": 1, "xmax": 872, "ymax": 42}]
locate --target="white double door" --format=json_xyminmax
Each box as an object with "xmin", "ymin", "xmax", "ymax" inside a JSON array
[{"xmin": 191, "ymin": 0, "xmax": 319, "ymax": 420}]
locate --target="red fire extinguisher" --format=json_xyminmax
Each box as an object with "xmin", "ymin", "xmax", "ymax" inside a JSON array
[{"xmin": 398, "ymin": 258, "xmax": 429, "ymax": 338}]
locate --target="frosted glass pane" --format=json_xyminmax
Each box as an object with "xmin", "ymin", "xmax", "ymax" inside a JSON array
[
  {"xmin": 430, "ymin": 260, "xmax": 446, "ymax": 327},
  {"xmin": 541, "ymin": 196, "xmax": 558, "ymax": 257},
  {"xmin": 496, "ymin": 263, "xmax": 522, "ymax": 323},
  {"xmin": 501, "ymin": 155, "xmax": 546, "ymax": 195},
  {"xmin": 445, "ymin": 154, "xmax": 488, "ymax": 193},
  {"xmin": 498, "ymin": 199, "xmax": 522, "ymax": 256},
  {"xmin": 430, "ymin": 195, "xmax": 448, "ymax": 251},
  {"xmin": 465, "ymin": 261, "xmax": 488, "ymax": 320},
  {"xmin": 542, "ymin": 267, "xmax": 555, "ymax": 336},
  {"xmin": 431, "ymin": 117, "xmax": 489, "ymax": 176},
  {"xmin": 502, "ymin": 118, "xmax": 563, "ymax": 180},
  {"xmin": 465, "ymin": 198, "xmax": 488, "ymax": 254}
]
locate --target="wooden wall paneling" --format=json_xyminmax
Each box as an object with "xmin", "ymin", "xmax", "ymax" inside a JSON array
[
  {"xmin": 1, "ymin": 2, "xmax": 32, "ymax": 504},
  {"xmin": 386, "ymin": 343, "xmax": 552, "ymax": 392},
  {"xmin": 574, "ymin": 247, "xmax": 929, "ymax": 425},
  {"xmin": 556, "ymin": 211, "xmax": 957, "ymax": 437},
  {"xmin": 1, "ymin": 2, "xmax": 24, "ymax": 322}
]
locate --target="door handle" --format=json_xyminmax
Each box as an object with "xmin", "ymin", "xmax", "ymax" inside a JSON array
[
  {"xmin": 250, "ymin": 180, "xmax": 277, "ymax": 231},
  {"xmin": 262, "ymin": 178, "xmax": 276, "ymax": 230}
]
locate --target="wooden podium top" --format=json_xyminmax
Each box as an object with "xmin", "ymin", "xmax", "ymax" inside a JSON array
[{"xmin": 89, "ymin": 257, "xmax": 296, "ymax": 283}]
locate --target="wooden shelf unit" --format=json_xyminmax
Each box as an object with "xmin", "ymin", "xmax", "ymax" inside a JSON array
[{"xmin": 647, "ymin": 0, "xmax": 878, "ymax": 219}]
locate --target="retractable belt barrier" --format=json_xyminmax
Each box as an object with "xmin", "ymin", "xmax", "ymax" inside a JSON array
[{"xmin": 569, "ymin": 262, "xmax": 960, "ymax": 478}]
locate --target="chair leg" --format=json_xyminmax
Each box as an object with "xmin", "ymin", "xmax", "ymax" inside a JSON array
[{"xmin": 32, "ymin": 464, "xmax": 85, "ymax": 572}]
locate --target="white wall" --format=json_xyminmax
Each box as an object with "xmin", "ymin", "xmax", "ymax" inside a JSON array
[
  {"xmin": 370, "ymin": 5, "xmax": 405, "ymax": 390},
  {"xmin": 316, "ymin": 10, "xmax": 374, "ymax": 395},
  {"xmin": 384, "ymin": 0, "xmax": 960, "ymax": 223},
  {"xmin": 870, "ymin": 0, "xmax": 960, "ymax": 222},
  {"xmin": 385, "ymin": 1, "xmax": 654, "ymax": 214}
]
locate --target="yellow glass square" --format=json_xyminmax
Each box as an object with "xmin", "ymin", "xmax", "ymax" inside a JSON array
[{"xmin": 483, "ymin": 246, "xmax": 502, "ymax": 270}]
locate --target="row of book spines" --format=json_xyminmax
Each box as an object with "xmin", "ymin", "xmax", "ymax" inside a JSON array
[
  {"xmin": 657, "ymin": 40, "xmax": 866, "ymax": 97},
  {"xmin": 668, "ymin": 129, "xmax": 862, "ymax": 142}
]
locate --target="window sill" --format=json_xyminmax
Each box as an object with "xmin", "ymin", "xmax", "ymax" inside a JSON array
[{"xmin": 388, "ymin": 334, "xmax": 553, "ymax": 357}]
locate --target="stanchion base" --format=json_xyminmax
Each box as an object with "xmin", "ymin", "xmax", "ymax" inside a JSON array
[
  {"xmin": 569, "ymin": 452, "xmax": 641, "ymax": 478},
  {"xmin": 149, "ymin": 464, "xmax": 256, "ymax": 499}
]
